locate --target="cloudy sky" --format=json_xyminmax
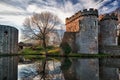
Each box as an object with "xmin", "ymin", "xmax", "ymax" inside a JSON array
[{"xmin": 0, "ymin": 0, "xmax": 119, "ymax": 40}]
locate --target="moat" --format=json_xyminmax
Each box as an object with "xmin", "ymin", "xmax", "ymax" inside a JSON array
[{"xmin": 17, "ymin": 57, "xmax": 120, "ymax": 80}]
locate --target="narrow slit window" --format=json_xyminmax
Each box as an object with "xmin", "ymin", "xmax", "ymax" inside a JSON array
[{"xmin": 94, "ymin": 21, "xmax": 97, "ymax": 26}]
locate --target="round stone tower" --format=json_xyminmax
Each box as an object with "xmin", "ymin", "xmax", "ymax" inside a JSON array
[
  {"xmin": 75, "ymin": 8, "xmax": 99, "ymax": 80},
  {"xmin": 99, "ymin": 14, "xmax": 119, "ymax": 80},
  {"xmin": 0, "ymin": 25, "xmax": 18, "ymax": 80},
  {"xmin": 99, "ymin": 13, "xmax": 118, "ymax": 46},
  {"xmin": 76, "ymin": 8, "xmax": 98, "ymax": 53}
]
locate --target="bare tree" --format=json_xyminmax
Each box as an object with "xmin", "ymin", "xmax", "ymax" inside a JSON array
[{"xmin": 22, "ymin": 12, "xmax": 61, "ymax": 52}]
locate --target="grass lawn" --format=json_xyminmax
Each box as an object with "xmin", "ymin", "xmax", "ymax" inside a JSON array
[{"xmin": 19, "ymin": 46, "xmax": 61, "ymax": 60}]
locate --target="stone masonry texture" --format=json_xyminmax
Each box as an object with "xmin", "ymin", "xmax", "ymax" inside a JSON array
[{"xmin": 0, "ymin": 25, "xmax": 18, "ymax": 80}]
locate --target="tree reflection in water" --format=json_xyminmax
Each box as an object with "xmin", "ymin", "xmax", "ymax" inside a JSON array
[
  {"xmin": 37, "ymin": 57, "xmax": 78, "ymax": 80},
  {"xmin": 19, "ymin": 57, "xmax": 64, "ymax": 80},
  {"xmin": 35, "ymin": 57, "xmax": 65, "ymax": 80},
  {"xmin": 19, "ymin": 57, "xmax": 80, "ymax": 80}
]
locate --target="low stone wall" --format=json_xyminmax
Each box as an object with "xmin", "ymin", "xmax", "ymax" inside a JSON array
[
  {"xmin": 99, "ymin": 46, "xmax": 120, "ymax": 55},
  {"xmin": 99, "ymin": 46, "xmax": 120, "ymax": 80},
  {"xmin": 100, "ymin": 46, "xmax": 120, "ymax": 68}
]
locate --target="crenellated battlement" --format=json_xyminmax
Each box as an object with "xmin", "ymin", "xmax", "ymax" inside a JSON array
[
  {"xmin": 66, "ymin": 11, "xmax": 81, "ymax": 24},
  {"xmin": 81, "ymin": 8, "xmax": 98, "ymax": 17},
  {"xmin": 100, "ymin": 13, "xmax": 118, "ymax": 21},
  {"xmin": 66, "ymin": 8, "xmax": 118, "ymax": 33},
  {"xmin": 66, "ymin": 8, "xmax": 98, "ymax": 24}
]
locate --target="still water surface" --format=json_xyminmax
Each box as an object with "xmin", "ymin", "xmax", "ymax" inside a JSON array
[
  {"xmin": 18, "ymin": 59, "xmax": 64, "ymax": 80},
  {"xmin": 18, "ymin": 58, "xmax": 120, "ymax": 80},
  {"xmin": 1, "ymin": 55, "xmax": 119, "ymax": 80}
]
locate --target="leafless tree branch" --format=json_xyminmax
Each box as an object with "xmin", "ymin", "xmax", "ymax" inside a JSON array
[{"xmin": 22, "ymin": 11, "xmax": 61, "ymax": 50}]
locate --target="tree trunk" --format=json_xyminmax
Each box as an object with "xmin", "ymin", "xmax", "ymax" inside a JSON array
[
  {"xmin": 42, "ymin": 37, "xmax": 48, "ymax": 54},
  {"xmin": 43, "ymin": 38, "xmax": 46, "ymax": 49}
]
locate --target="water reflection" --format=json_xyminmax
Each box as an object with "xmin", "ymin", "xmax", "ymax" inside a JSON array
[
  {"xmin": 18, "ymin": 58, "xmax": 64, "ymax": 80},
  {"xmin": 18, "ymin": 63, "xmax": 38, "ymax": 80},
  {"xmin": 0, "ymin": 56, "xmax": 120, "ymax": 80},
  {"xmin": 18, "ymin": 57, "xmax": 120, "ymax": 80}
]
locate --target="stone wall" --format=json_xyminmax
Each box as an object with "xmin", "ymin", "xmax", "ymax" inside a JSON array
[
  {"xmin": 61, "ymin": 32, "xmax": 77, "ymax": 53},
  {"xmin": 100, "ymin": 46, "xmax": 120, "ymax": 54},
  {"xmin": 65, "ymin": 11, "xmax": 81, "ymax": 32},
  {"xmin": 100, "ymin": 46, "xmax": 120, "ymax": 68},
  {"xmin": 99, "ymin": 46, "xmax": 120, "ymax": 80}
]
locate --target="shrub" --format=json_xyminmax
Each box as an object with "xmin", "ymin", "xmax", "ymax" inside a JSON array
[
  {"xmin": 60, "ymin": 42, "xmax": 71, "ymax": 55},
  {"xmin": 47, "ymin": 46, "xmax": 54, "ymax": 50}
]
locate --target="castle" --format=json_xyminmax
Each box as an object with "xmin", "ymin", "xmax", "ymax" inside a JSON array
[
  {"xmin": 0, "ymin": 25, "xmax": 18, "ymax": 80},
  {"xmin": 62, "ymin": 8, "xmax": 120, "ymax": 80}
]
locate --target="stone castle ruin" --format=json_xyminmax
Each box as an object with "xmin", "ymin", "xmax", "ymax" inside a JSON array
[
  {"xmin": 0, "ymin": 25, "xmax": 18, "ymax": 80},
  {"xmin": 62, "ymin": 8, "xmax": 120, "ymax": 80}
]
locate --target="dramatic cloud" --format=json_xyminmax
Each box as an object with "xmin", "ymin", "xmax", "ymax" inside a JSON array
[
  {"xmin": 0, "ymin": 0, "xmax": 119, "ymax": 41},
  {"xmin": 0, "ymin": 0, "xmax": 119, "ymax": 24}
]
